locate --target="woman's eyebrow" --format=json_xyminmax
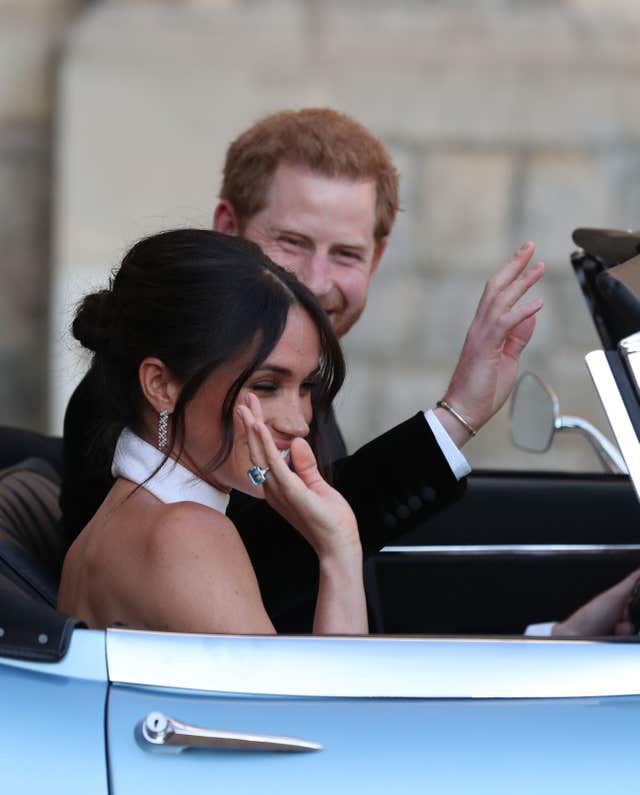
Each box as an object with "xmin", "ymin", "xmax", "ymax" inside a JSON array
[
  {"xmin": 254, "ymin": 364, "xmax": 321, "ymax": 379},
  {"xmin": 254, "ymin": 364, "xmax": 292, "ymax": 376}
]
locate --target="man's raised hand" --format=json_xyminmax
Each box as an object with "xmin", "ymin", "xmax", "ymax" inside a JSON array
[{"xmin": 435, "ymin": 241, "xmax": 544, "ymax": 446}]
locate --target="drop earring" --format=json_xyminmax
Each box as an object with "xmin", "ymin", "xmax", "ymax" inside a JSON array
[{"xmin": 158, "ymin": 408, "xmax": 169, "ymax": 451}]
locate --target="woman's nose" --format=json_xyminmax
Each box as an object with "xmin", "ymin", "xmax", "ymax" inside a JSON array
[{"xmin": 272, "ymin": 400, "xmax": 311, "ymax": 439}]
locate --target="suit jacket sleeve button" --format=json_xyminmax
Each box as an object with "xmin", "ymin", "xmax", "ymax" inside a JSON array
[
  {"xmin": 383, "ymin": 513, "xmax": 398, "ymax": 529},
  {"xmin": 396, "ymin": 504, "xmax": 411, "ymax": 520},
  {"xmin": 421, "ymin": 486, "xmax": 436, "ymax": 502}
]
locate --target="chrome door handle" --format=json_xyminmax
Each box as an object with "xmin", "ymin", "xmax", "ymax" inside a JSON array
[{"xmin": 138, "ymin": 711, "xmax": 322, "ymax": 753}]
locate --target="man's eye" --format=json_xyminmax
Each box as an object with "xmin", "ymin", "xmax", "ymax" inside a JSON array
[
  {"xmin": 336, "ymin": 249, "xmax": 362, "ymax": 262},
  {"xmin": 279, "ymin": 236, "xmax": 303, "ymax": 248}
]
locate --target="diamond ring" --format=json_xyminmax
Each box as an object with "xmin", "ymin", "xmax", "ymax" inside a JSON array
[{"xmin": 247, "ymin": 465, "xmax": 269, "ymax": 486}]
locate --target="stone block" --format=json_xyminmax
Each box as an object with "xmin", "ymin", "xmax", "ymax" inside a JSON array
[
  {"xmin": 375, "ymin": 364, "xmax": 451, "ymax": 441},
  {"xmin": 415, "ymin": 273, "xmax": 488, "ymax": 364},
  {"xmin": 0, "ymin": 0, "xmax": 82, "ymax": 123},
  {"xmin": 418, "ymin": 151, "xmax": 513, "ymax": 272},
  {"xmin": 0, "ymin": 126, "xmax": 50, "ymax": 428},
  {"xmin": 379, "ymin": 142, "xmax": 420, "ymax": 275},
  {"xmin": 0, "ymin": 1, "xmax": 80, "ymax": 20},
  {"xmin": 518, "ymin": 151, "xmax": 619, "ymax": 264},
  {"xmin": 342, "ymin": 274, "xmax": 427, "ymax": 362},
  {"xmin": 332, "ymin": 360, "xmax": 379, "ymax": 455},
  {"xmin": 602, "ymin": 149, "xmax": 640, "ymax": 231},
  {"xmin": 68, "ymin": 0, "xmax": 308, "ymax": 66},
  {"xmin": 543, "ymin": 267, "xmax": 603, "ymax": 352},
  {"xmin": 0, "ymin": 349, "xmax": 47, "ymax": 430},
  {"xmin": 321, "ymin": 2, "xmax": 640, "ymax": 146}
]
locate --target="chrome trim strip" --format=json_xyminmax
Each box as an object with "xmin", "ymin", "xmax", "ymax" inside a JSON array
[
  {"xmin": 381, "ymin": 544, "xmax": 640, "ymax": 556},
  {"xmin": 586, "ymin": 349, "xmax": 640, "ymax": 501},
  {"xmin": 106, "ymin": 629, "xmax": 640, "ymax": 699},
  {"xmin": 556, "ymin": 413, "xmax": 628, "ymax": 474}
]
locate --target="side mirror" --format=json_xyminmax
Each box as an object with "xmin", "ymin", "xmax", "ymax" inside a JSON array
[
  {"xmin": 509, "ymin": 372, "xmax": 557, "ymax": 453},
  {"xmin": 509, "ymin": 371, "xmax": 628, "ymax": 475}
]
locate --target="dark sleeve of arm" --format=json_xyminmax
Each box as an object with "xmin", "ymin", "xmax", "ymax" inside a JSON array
[{"xmin": 331, "ymin": 412, "xmax": 467, "ymax": 557}]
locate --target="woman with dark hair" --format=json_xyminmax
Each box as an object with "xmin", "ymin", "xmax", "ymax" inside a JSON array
[{"xmin": 58, "ymin": 229, "xmax": 367, "ymax": 634}]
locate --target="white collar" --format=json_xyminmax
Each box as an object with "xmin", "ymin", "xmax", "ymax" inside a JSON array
[{"xmin": 111, "ymin": 428, "xmax": 230, "ymax": 514}]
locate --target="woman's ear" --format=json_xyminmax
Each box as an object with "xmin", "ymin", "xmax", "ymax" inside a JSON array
[{"xmin": 138, "ymin": 357, "xmax": 180, "ymax": 414}]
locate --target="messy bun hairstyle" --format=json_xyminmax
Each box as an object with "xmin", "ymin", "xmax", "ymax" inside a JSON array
[
  {"xmin": 73, "ymin": 229, "xmax": 345, "ymax": 474},
  {"xmin": 73, "ymin": 290, "xmax": 118, "ymax": 356}
]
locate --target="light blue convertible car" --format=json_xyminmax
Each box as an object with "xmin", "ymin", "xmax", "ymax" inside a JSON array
[{"xmin": 3, "ymin": 229, "xmax": 640, "ymax": 794}]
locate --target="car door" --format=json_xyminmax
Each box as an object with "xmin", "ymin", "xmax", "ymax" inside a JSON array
[
  {"xmin": 105, "ymin": 628, "xmax": 640, "ymax": 795},
  {"xmin": 368, "ymin": 469, "xmax": 640, "ymax": 634}
]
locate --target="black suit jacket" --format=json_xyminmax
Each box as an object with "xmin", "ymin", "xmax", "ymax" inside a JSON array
[{"xmin": 61, "ymin": 371, "xmax": 466, "ymax": 630}]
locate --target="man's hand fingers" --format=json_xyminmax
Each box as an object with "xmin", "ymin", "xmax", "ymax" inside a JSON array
[
  {"xmin": 609, "ymin": 567, "xmax": 640, "ymax": 602},
  {"xmin": 501, "ymin": 260, "xmax": 545, "ymax": 312},
  {"xmin": 483, "ymin": 241, "xmax": 536, "ymax": 295},
  {"xmin": 614, "ymin": 621, "xmax": 635, "ymax": 636},
  {"xmin": 478, "ymin": 260, "xmax": 544, "ymax": 327},
  {"xmin": 501, "ymin": 303, "xmax": 542, "ymax": 359}
]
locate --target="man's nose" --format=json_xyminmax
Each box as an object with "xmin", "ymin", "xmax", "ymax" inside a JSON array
[{"xmin": 301, "ymin": 253, "xmax": 331, "ymax": 297}]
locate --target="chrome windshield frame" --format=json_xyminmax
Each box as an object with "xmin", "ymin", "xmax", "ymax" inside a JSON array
[{"xmin": 586, "ymin": 348, "xmax": 640, "ymax": 500}]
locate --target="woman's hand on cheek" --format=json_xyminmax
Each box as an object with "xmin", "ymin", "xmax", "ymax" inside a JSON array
[{"xmin": 237, "ymin": 395, "xmax": 360, "ymax": 560}]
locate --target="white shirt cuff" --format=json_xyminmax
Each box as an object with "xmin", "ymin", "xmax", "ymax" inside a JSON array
[
  {"xmin": 424, "ymin": 409, "xmax": 472, "ymax": 481},
  {"xmin": 524, "ymin": 621, "xmax": 556, "ymax": 637}
]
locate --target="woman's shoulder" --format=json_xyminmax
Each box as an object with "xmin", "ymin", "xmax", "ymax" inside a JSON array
[
  {"xmin": 148, "ymin": 500, "xmax": 238, "ymax": 554},
  {"xmin": 146, "ymin": 502, "xmax": 244, "ymax": 566}
]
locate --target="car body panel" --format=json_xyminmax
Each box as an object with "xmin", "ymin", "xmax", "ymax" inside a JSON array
[
  {"xmin": 107, "ymin": 684, "xmax": 640, "ymax": 795},
  {"xmin": 105, "ymin": 630, "xmax": 640, "ymax": 792},
  {"xmin": 4, "ymin": 627, "xmax": 640, "ymax": 794},
  {"xmin": 0, "ymin": 629, "xmax": 108, "ymax": 794}
]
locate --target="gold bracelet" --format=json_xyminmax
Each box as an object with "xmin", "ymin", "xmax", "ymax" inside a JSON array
[{"xmin": 436, "ymin": 399, "xmax": 477, "ymax": 437}]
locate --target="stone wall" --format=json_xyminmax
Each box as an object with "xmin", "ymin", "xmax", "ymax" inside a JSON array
[
  {"xmin": 6, "ymin": 0, "xmax": 640, "ymax": 472},
  {"xmin": 0, "ymin": 0, "xmax": 84, "ymax": 429}
]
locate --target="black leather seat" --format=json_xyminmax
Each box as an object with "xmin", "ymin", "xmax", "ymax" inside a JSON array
[
  {"xmin": 0, "ymin": 425, "xmax": 62, "ymax": 475},
  {"xmin": 0, "ymin": 428, "xmax": 76, "ymax": 662},
  {"xmin": 0, "ymin": 456, "xmax": 64, "ymax": 606}
]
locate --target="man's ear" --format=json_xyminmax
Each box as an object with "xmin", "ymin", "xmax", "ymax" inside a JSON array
[
  {"xmin": 213, "ymin": 200, "xmax": 241, "ymax": 235},
  {"xmin": 138, "ymin": 357, "xmax": 180, "ymax": 415},
  {"xmin": 369, "ymin": 237, "xmax": 388, "ymax": 279}
]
